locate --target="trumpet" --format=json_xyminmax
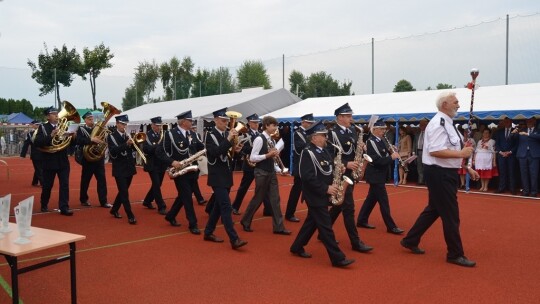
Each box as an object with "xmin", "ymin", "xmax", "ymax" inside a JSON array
[{"xmin": 127, "ymin": 132, "xmax": 147, "ymax": 164}]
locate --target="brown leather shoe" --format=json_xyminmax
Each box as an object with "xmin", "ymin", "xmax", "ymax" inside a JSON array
[
  {"xmin": 204, "ymin": 234, "xmax": 224, "ymax": 243},
  {"xmin": 231, "ymin": 238, "xmax": 248, "ymax": 249}
]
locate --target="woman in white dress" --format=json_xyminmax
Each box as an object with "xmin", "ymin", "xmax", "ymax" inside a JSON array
[{"xmin": 473, "ymin": 129, "xmax": 498, "ymax": 192}]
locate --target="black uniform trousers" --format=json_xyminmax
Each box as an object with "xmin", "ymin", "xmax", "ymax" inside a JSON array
[
  {"xmin": 357, "ymin": 183, "xmax": 397, "ymax": 229},
  {"xmin": 41, "ymin": 166, "xmax": 70, "ymax": 212},
  {"xmin": 204, "ymin": 187, "xmax": 239, "ymax": 243},
  {"xmin": 31, "ymin": 158, "xmax": 43, "ymax": 186},
  {"xmin": 231, "ymin": 169, "xmax": 272, "ymax": 213},
  {"xmin": 285, "ymin": 174, "xmax": 302, "ymax": 218},
  {"xmin": 290, "ymin": 205, "xmax": 346, "ymax": 264},
  {"xmin": 192, "ymin": 173, "xmax": 204, "ymax": 202},
  {"xmin": 329, "ymin": 184, "xmax": 363, "ymax": 248},
  {"xmin": 402, "ymin": 165, "xmax": 464, "ymax": 259},
  {"xmin": 112, "ymin": 175, "xmax": 135, "ymax": 218},
  {"xmin": 143, "ymin": 168, "xmax": 167, "ymax": 210},
  {"xmin": 166, "ymin": 172, "xmax": 198, "ymax": 229},
  {"xmin": 80, "ymin": 161, "xmax": 108, "ymax": 205}
]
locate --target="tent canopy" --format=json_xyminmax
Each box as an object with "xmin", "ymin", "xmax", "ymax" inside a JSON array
[
  {"xmin": 3, "ymin": 112, "xmax": 33, "ymax": 124},
  {"xmin": 266, "ymin": 83, "xmax": 540, "ymax": 123},
  {"xmin": 113, "ymin": 87, "xmax": 301, "ymax": 126}
]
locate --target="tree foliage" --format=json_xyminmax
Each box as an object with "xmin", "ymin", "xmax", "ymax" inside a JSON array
[
  {"xmin": 436, "ymin": 83, "xmax": 455, "ymax": 90},
  {"xmin": 81, "ymin": 43, "xmax": 114, "ymax": 110},
  {"xmin": 393, "ymin": 79, "xmax": 416, "ymax": 92},
  {"xmin": 192, "ymin": 67, "xmax": 237, "ymax": 97},
  {"xmin": 27, "ymin": 43, "xmax": 83, "ymax": 107},
  {"xmin": 134, "ymin": 60, "xmax": 160, "ymax": 104},
  {"xmin": 288, "ymin": 70, "xmax": 352, "ymax": 99},
  {"xmin": 0, "ymin": 98, "xmax": 34, "ymax": 117},
  {"xmin": 159, "ymin": 56, "xmax": 195, "ymax": 101},
  {"xmin": 236, "ymin": 60, "xmax": 271, "ymax": 89}
]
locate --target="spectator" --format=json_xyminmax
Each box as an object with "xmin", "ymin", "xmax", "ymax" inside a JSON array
[
  {"xmin": 473, "ymin": 129, "xmax": 498, "ymax": 192},
  {"xmin": 398, "ymin": 126, "xmax": 412, "ymax": 184},
  {"xmin": 458, "ymin": 126, "xmax": 476, "ymax": 189},
  {"xmin": 516, "ymin": 117, "xmax": 540, "ymax": 197},
  {"xmin": 494, "ymin": 117, "xmax": 518, "ymax": 195},
  {"xmin": 413, "ymin": 119, "xmax": 428, "ymax": 184}
]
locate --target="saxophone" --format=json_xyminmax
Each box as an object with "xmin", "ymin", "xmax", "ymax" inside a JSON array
[
  {"xmin": 351, "ymin": 126, "xmax": 373, "ymax": 181},
  {"xmin": 167, "ymin": 149, "xmax": 206, "ymax": 179},
  {"xmin": 329, "ymin": 143, "xmax": 354, "ymax": 206}
]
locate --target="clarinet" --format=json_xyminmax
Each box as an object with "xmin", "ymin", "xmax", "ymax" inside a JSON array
[{"xmin": 383, "ymin": 132, "xmax": 408, "ymax": 173}]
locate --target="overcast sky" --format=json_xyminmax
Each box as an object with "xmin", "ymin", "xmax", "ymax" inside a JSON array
[{"xmin": 1, "ymin": 0, "xmax": 539, "ymax": 109}]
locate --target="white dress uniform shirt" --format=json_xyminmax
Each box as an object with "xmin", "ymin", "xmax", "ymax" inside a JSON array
[
  {"xmin": 422, "ymin": 111, "xmax": 463, "ymax": 169},
  {"xmin": 250, "ymin": 130, "xmax": 284, "ymax": 163}
]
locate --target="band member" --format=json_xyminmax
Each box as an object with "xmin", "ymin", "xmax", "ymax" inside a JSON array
[
  {"xmin": 76, "ymin": 112, "xmax": 111, "ymax": 208},
  {"xmin": 231, "ymin": 113, "xmax": 272, "ymax": 216},
  {"xmin": 141, "ymin": 116, "xmax": 168, "ymax": 215},
  {"xmin": 190, "ymin": 123, "xmax": 207, "ymax": 205},
  {"xmin": 240, "ymin": 115, "xmax": 291, "ymax": 235},
  {"xmin": 327, "ymin": 103, "xmax": 372, "ymax": 252},
  {"xmin": 401, "ymin": 92, "xmax": 479, "ymax": 267},
  {"xmin": 34, "ymin": 106, "xmax": 74, "ymax": 216},
  {"xmin": 203, "ymin": 108, "xmax": 248, "ymax": 249},
  {"xmin": 20, "ymin": 120, "xmax": 43, "ymax": 187},
  {"xmin": 284, "ymin": 113, "xmax": 315, "ymax": 222},
  {"xmin": 156, "ymin": 110, "xmax": 205, "ymax": 234},
  {"xmin": 107, "ymin": 114, "xmax": 137, "ymax": 224},
  {"xmin": 357, "ymin": 119, "xmax": 404, "ymax": 234},
  {"xmin": 290, "ymin": 120, "xmax": 355, "ymax": 267}
]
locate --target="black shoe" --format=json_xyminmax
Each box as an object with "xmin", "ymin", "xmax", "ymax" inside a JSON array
[
  {"xmin": 232, "ymin": 209, "xmax": 241, "ymax": 215},
  {"xmin": 128, "ymin": 217, "xmax": 137, "ymax": 225},
  {"xmin": 165, "ymin": 217, "xmax": 181, "ymax": 227},
  {"xmin": 60, "ymin": 209, "xmax": 74, "ymax": 216},
  {"xmin": 291, "ymin": 251, "xmax": 312, "ymax": 258},
  {"xmin": 286, "ymin": 216, "xmax": 300, "ymax": 222},
  {"xmin": 357, "ymin": 223, "xmax": 376, "ymax": 229},
  {"xmin": 521, "ymin": 192, "xmax": 530, "ymax": 197},
  {"xmin": 511, "ymin": 190, "xmax": 518, "ymax": 195},
  {"xmin": 190, "ymin": 227, "xmax": 201, "ymax": 235},
  {"xmin": 400, "ymin": 239, "xmax": 425, "ymax": 254},
  {"xmin": 110, "ymin": 210, "xmax": 122, "ymax": 219},
  {"xmin": 231, "ymin": 238, "xmax": 248, "ymax": 249},
  {"xmin": 387, "ymin": 227, "xmax": 405, "ymax": 235},
  {"xmin": 352, "ymin": 242, "xmax": 373, "ymax": 253},
  {"xmin": 530, "ymin": 193, "xmax": 538, "ymax": 197},
  {"xmin": 204, "ymin": 234, "xmax": 224, "ymax": 242},
  {"xmin": 241, "ymin": 223, "xmax": 253, "ymax": 232},
  {"xmin": 198, "ymin": 199, "xmax": 207, "ymax": 205},
  {"xmin": 447, "ymin": 256, "xmax": 476, "ymax": 267},
  {"xmin": 41, "ymin": 207, "xmax": 51, "ymax": 212},
  {"xmin": 81, "ymin": 201, "xmax": 91, "ymax": 207},
  {"xmin": 142, "ymin": 202, "xmax": 156, "ymax": 209},
  {"xmin": 332, "ymin": 259, "xmax": 355, "ymax": 268},
  {"xmin": 158, "ymin": 208, "xmax": 167, "ymax": 215},
  {"xmin": 100, "ymin": 203, "xmax": 113, "ymax": 208},
  {"xmin": 273, "ymin": 229, "xmax": 292, "ymax": 235}
]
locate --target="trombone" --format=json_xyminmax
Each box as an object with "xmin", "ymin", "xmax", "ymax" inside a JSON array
[{"xmin": 127, "ymin": 132, "xmax": 147, "ymax": 164}]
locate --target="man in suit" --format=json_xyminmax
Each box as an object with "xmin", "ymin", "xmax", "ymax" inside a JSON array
[
  {"xmin": 156, "ymin": 111, "xmax": 205, "ymax": 234},
  {"xmin": 413, "ymin": 119, "xmax": 428, "ymax": 185},
  {"xmin": 494, "ymin": 117, "xmax": 518, "ymax": 195},
  {"xmin": 75, "ymin": 112, "xmax": 111, "ymax": 208},
  {"xmin": 141, "ymin": 116, "xmax": 168, "ymax": 215},
  {"xmin": 327, "ymin": 103, "xmax": 373, "ymax": 253},
  {"xmin": 34, "ymin": 106, "xmax": 74, "ymax": 216},
  {"xmin": 290, "ymin": 120, "xmax": 355, "ymax": 267},
  {"xmin": 107, "ymin": 114, "xmax": 137, "ymax": 224},
  {"xmin": 516, "ymin": 117, "xmax": 540, "ymax": 197},
  {"xmin": 231, "ymin": 113, "xmax": 272, "ymax": 216},
  {"xmin": 357, "ymin": 119, "xmax": 404, "ymax": 235},
  {"xmin": 203, "ymin": 107, "xmax": 248, "ymax": 250},
  {"xmin": 20, "ymin": 120, "xmax": 43, "ymax": 187},
  {"xmin": 284, "ymin": 113, "xmax": 315, "ymax": 222}
]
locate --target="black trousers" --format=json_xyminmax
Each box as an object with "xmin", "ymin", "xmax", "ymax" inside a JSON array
[
  {"xmin": 496, "ymin": 154, "xmax": 516, "ymax": 192},
  {"xmin": 285, "ymin": 174, "xmax": 302, "ymax": 218},
  {"xmin": 357, "ymin": 183, "xmax": 397, "ymax": 229},
  {"xmin": 80, "ymin": 161, "xmax": 108, "ymax": 205},
  {"xmin": 290, "ymin": 205, "xmax": 346, "ymax": 264},
  {"xmin": 41, "ymin": 165, "xmax": 70, "ymax": 212},
  {"xmin": 231, "ymin": 169, "xmax": 272, "ymax": 213},
  {"xmin": 167, "ymin": 173, "xmax": 198, "ymax": 229},
  {"xmin": 143, "ymin": 168, "xmax": 167, "ymax": 210},
  {"xmin": 31, "ymin": 158, "xmax": 43, "ymax": 186},
  {"xmin": 204, "ymin": 187, "xmax": 239, "ymax": 243},
  {"xmin": 329, "ymin": 184, "xmax": 362, "ymax": 248},
  {"xmin": 112, "ymin": 175, "xmax": 134, "ymax": 219},
  {"xmin": 192, "ymin": 173, "xmax": 204, "ymax": 202},
  {"xmin": 402, "ymin": 165, "xmax": 464, "ymax": 259}
]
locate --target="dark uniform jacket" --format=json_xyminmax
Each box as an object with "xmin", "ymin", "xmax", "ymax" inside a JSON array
[
  {"xmin": 205, "ymin": 127, "xmax": 234, "ymax": 188},
  {"xmin": 107, "ymin": 130, "xmax": 137, "ymax": 177},
  {"xmin": 34, "ymin": 122, "xmax": 69, "ymax": 170},
  {"xmin": 20, "ymin": 130, "xmax": 42, "ymax": 161},
  {"xmin": 292, "ymin": 127, "xmax": 308, "ymax": 176},
  {"xmin": 328, "ymin": 124, "xmax": 357, "ymax": 179},
  {"xmin": 240, "ymin": 129, "xmax": 259, "ymax": 171},
  {"xmin": 143, "ymin": 128, "xmax": 168, "ymax": 172},
  {"xmin": 156, "ymin": 126, "xmax": 205, "ymax": 172},
  {"xmin": 75, "ymin": 124, "xmax": 106, "ymax": 164},
  {"xmin": 364, "ymin": 134, "xmax": 393, "ymax": 184},
  {"xmin": 299, "ymin": 144, "xmax": 333, "ymax": 207}
]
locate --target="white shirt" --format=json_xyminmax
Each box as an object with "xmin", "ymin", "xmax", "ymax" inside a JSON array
[
  {"xmin": 250, "ymin": 130, "xmax": 284, "ymax": 163},
  {"xmin": 422, "ymin": 111, "xmax": 463, "ymax": 168}
]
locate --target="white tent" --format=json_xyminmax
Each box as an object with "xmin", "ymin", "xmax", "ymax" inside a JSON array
[
  {"xmin": 112, "ymin": 87, "xmax": 301, "ymax": 125},
  {"xmin": 266, "ymin": 83, "xmax": 540, "ymax": 122}
]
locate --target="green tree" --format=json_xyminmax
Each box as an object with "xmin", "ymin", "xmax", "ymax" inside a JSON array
[
  {"xmin": 436, "ymin": 83, "xmax": 455, "ymax": 90},
  {"xmin": 192, "ymin": 67, "xmax": 237, "ymax": 97},
  {"xmin": 81, "ymin": 43, "xmax": 114, "ymax": 110},
  {"xmin": 290, "ymin": 71, "xmax": 352, "ymax": 99},
  {"xmin": 393, "ymin": 79, "xmax": 416, "ymax": 92},
  {"xmin": 122, "ymin": 84, "xmax": 138, "ymax": 111},
  {"xmin": 27, "ymin": 43, "xmax": 83, "ymax": 107},
  {"xmin": 236, "ymin": 60, "xmax": 271, "ymax": 89},
  {"xmin": 134, "ymin": 60, "xmax": 159, "ymax": 105},
  {"xmin": 288, "ymin": 70, "xmax": 306, "ymax": 97},
  {"xmin": 0, "ymin": 98, "xmax": 34, "ymax": 117},
  {"xmin": 159, "ymin": 56, "xmax": 195, "ymax": 101}
]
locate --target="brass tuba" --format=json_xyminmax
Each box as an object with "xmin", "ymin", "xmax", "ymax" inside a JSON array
[
  {"xmin": 39, "ymin": 100, "xmax": 81, "ymax": 153},
  {"xmin": 83, "ymin": 102, "xmax": 121, "ymax": 162}
]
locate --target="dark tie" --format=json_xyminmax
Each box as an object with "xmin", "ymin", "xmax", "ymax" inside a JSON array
[{"xmin": 505, "ymin": 128, "xmax": 509, "ymax": 139}]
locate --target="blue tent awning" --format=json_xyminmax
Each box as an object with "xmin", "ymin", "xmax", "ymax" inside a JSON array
[{"xmin": 7, "ymin": 112, "xmax": 33, "ymax": 124}]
